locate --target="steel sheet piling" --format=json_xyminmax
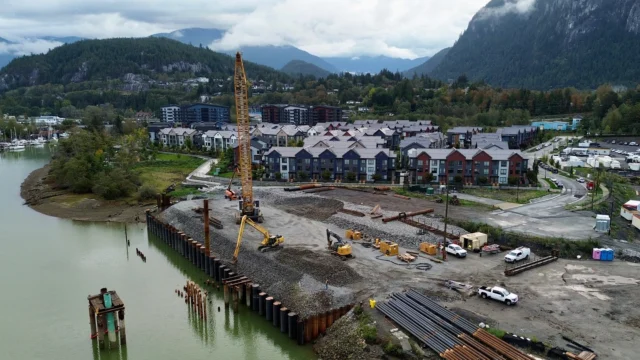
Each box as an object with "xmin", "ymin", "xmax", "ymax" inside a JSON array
[
  {"xmin": 287, "ymin": 312, "xmax": 298, "ymax": 339},
  {"xmin": 272, "ymin": 302, "xmax": 281, "ymax": 327},
  {"xmin": 258, "ymin": 292, "xmax": 266, "ymax": 316},
  {"xmin": 297, "ymin": 321, "xmax": 305, "ymax": 345},
  {"xmin": 280, "ymin": 307, "xmax": 289, "ymax": 333},
  {"xmin": 265, "ymin": 297, "xmax": 274, "ymax": 322}
]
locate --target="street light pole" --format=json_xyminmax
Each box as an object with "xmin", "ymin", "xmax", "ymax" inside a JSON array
[{"xmin": 442, "ymin": 180, "xmax": 449, "ymax": 261}]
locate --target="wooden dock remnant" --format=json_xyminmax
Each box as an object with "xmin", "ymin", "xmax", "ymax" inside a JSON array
[{"xmin": 88, "ymin": 288, "xmax": 126, "ymax": 349}]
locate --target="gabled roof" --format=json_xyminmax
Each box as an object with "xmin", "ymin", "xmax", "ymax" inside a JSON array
[
  {"xmin": 160, "ymin": 127, "xmax": 197, "ymax": 136},
  {"xmin": 264, "ymin": 146, "xmax": 394, "ymax": 159},
  {"xmin": 400, "ymin": 137, "xmax": 434, "ymax": 149},
  {"xmin": 447, "ymin": 126, "xmax": 482, "ymax": 134}
]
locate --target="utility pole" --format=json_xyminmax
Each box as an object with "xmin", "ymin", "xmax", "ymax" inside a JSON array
[
  {"xmin": 608, "ymin": 180, "xmax": 614, "ymax": 235},
  {"xmin": 442, "ymin": 181, "xmax": 449, "ymax": 261}
]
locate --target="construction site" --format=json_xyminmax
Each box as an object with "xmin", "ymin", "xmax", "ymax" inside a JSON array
[{"xmin": 148, "ymin": 53, "xmax": 640, "ymax": 360}]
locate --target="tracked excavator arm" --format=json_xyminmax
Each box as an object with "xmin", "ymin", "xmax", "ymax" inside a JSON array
[{"xmin": 233, "ymin": 215, "xmax": 284, "ymax": 264}]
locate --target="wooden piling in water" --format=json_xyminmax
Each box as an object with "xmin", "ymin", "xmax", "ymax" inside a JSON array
[
  {"xmin": 118, "ymin": 310, "xmax": 126, "ymax": 345},
  {"xmin": 223, "ymin": 284, "xmax": 230, "ymax": 308},
  {"xmin": 89, "ymin": 305, "xmax": 96, "ymax": 337},
  {"xmin": 97, "ymin": 313, "xmax": 106, "ymax": 349},
  {"xmin": 232, "ymin": 288, "xmax": 239, "ymax": 313},
  {"xmin": 203, "ymin": 199, "xmax": 210, "ymax": 254}
]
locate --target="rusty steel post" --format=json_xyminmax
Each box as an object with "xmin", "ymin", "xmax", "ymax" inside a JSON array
[
  {"xmin": 223, "ymin": 284, "xmax": 230, "ymax": 308},
  {"xmin": 203, "ymin": 199, "xmax": 210, "ymax": 253},
  {"xmin": 88, "ymin": 305, "xmax": 96, "ymax": 337},
  {"xmin": 118, "ymin": 309, "xmax": 126, "ymax": 345},
  {"xmin": 326, "ymin": 309, "xmax": 333, "ymax": 327},
  {"xmin": 312, "ymin": 314, "xmax": 319, "ymax": 340},
  {"xmin": 319, "ymin": 312, "xmax": 327, "ymax": 334}
]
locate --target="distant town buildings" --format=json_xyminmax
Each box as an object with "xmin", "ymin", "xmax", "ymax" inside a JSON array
[
  {"xmin": 161, "ymin": 103, "xmax": 230, "ymax": 124},
  {"xmin": 260, "ymin": 104, "xmax": 342, "ymax": 126}
]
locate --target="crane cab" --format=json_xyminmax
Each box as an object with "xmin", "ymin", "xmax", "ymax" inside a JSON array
[{"xmin": 235, "ymin": 199, "xmax": 264, "ymax": 224}]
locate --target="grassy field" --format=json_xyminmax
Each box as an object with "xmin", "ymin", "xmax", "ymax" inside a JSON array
[
  {"xmin": 134, "ymin": 153, "xmax": 205, "ymax": 193},
  {"xmin": 462, "ymin": 188, "xmax": 548, "ymax": 204},
  {"xmin": 543, "ymin": 178, "xmax": 558, "ymax": 189}
]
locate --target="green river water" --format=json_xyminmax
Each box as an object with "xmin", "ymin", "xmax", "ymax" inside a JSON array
[{"xmin": 0, "ymin": 148, "xmax": 315, "ymax": 360}]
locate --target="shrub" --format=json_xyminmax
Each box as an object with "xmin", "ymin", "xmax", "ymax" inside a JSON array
[
  {"xmin": 383, "ymin": 340, "xmax": 404, "ymax": 357},
  {"xmin": 275, "ymin": 172, "xmax": 282, "ymax": 180},
  {"xmin": 346, "ymin": 171, "xmax": 357, "ymax": 182},
  {"xmin": 92, "ymin": 169, "xmax": 137, "ymax": 200},
  {"xmin": 321, "ymin": 170, "xmax": 332, "ymax": 181},
  {"xmin": 137, "ymin": 184, "xmax": 158, "ymax": 201},
  {"xmin": 297, "ymin": 171, "xmax": 309, "ymax": 181},
  {"xmin": 361, "ymin": 325, "xmax": 378, "ymax": 344},
  {"xmin": 478, "ymin": 176, "xmax": 489, "ymax": 185},
  {"xmin": 372, "ymin": 173, "xmax": 382, "ymax": 182}
]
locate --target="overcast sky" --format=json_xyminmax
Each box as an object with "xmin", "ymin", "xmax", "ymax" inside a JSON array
[{"xmin": 0, "ymin": 0, "xmax": 492, "ymax": 58}]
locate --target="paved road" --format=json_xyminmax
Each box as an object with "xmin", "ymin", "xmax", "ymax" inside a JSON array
[{"xmin": 525, "ymin": 136, "xmax": 579, "ymax": 169}]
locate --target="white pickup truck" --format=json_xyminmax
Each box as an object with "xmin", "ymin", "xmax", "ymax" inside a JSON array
[
  {"xmin": 504, "ymin": 247, "xmax": 530, "ymax": 263},
  {"xmin": 478, "ymin": 286, "xmax": 519, "ymax": 306},
  {"xmin": 445, "ymin": 244, "xmax": 467, "ymax": 258}
]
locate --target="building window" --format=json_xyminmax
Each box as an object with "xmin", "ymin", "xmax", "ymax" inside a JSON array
[
  {"xmin": 499, "ymin": 177, "xmax": 507, "ymax": 184},
  {"xmin": 500, "ymin": 161, "xmax": 507, "ymax": 167},
  {"xmin": 417, "ymin": 160, "xmax": 423, "ymax": 166},
  {"xmin": 304, "ymin": 159, "xmax": 310, "ymax": 164},
  {"xmin": 500, "ymin": 169, "xmax": 507, "ymax": 175},
  {"xmin": 345, "ymin": 159, "xmax": 350, "ymax": 165},
  {"xmin": 484, "ymin": 161, "xmax": 489, "ymax": 167},
  {"xmin": 432, "ymin": 169, "xmax": 437, "ymax": 174},
  {"xmin": 448, "ymin": 168, "xmax": 454, "ymax": 174},
  {"xmin": 483, "ymin": 169, "xmax": 489, "ymax": 175},
  {"xmin": 431, "ymin": 160, "xmax": 438, "ymax": 167}
]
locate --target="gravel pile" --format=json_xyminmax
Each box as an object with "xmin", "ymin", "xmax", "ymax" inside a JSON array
[
  {"xmin": 620, "ymin": 249, "xmax": 640, "ymax": 263},
  {"xmin": 158, "ymin": 200, "xmax": 356, "ymax": 318},
  {"xmin": 313, "ymin": 310, "xmax": 370, "ymax": 360}
]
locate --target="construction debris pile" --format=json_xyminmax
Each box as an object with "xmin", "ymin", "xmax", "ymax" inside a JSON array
[{"xmin": 159, "ymin": 200, "xmax": 361, "ymax": 318}]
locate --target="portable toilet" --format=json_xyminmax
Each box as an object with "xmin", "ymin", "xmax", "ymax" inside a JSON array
[
  {"xmin": 594, "ymin": 215, "xmax": 611, "ymax": 233},
  {"xmin": 602, "ymin": 248, "xmax": 614, "ymax": 261},
  {"xmin": 592, "ymin": 248, "xmax": 601, "ymax": 260},
  {"xmin": 426, "ymin": 187, "xmax": 434, "ymax": 195}
]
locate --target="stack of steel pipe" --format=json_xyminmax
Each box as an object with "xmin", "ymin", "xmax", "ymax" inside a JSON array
[
  {"xmin": 473, "ymin": 329, "xmax": 534, "ymax": 360},
  {"xmin": 406, "ymin": 289, "xmax": 478, "ymax": 334}
]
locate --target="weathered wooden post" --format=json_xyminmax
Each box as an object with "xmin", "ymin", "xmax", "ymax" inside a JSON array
[
  {"xmin": 232, "ymin": 288, "xmax": 239, "ymax": 313},
  {"xmin": 223, "ymin": 284, "xmax": 230, "ymax": 308},
  {"xmin": 88, "ymin": 305, "xmax": 96, "ymax": 338},
  {"xmin": 117, "ymin": 310, "xmax": 127, "ymax": 345},
  {"xmin": 203, "ymin": 199, "xmax": 210, "ymax": 252}
]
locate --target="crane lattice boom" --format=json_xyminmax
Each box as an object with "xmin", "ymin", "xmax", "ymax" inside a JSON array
[{"xmin": 234, "ymin": 52, "xmax": 253, "ymax": 214}]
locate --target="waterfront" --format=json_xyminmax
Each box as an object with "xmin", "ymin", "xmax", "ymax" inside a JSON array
[{"xmin": 0, "ymin": 149, "xmax": 315, "ymax": 360}]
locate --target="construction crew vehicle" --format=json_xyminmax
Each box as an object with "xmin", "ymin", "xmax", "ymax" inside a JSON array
[
  {"xmin": 233, "ymin": 215, "xmax": 283, "ymax": 264},
  {"xmin": 478, "ymin": 286, "xmax": 519, "ymax": 306},
  {"xmin": 504, "ymin": 247, "xmax": 530, "ymax": 263},
  {"xmin": 345, "ymin": 229, "xmax": 362, "ymax": 240},
  {"xmin": 326, "ymin": 229, "xmax": 354, "ymax": 260},
  {"xmin": 233, "ymin": 52, "xmax": 263, "ymax": 224}
]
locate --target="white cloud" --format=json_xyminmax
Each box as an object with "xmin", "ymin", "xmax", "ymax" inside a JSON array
[
  {"xmin": 0, "ymin": 39, "xmax": 63, "ymax": 56},
  {"xmin": 476, "ymin": 0, "xmax": 537, "ymax": 20},
  {"xmin": 0, "ymin": 0, "xmax": 489, "ymax": 58}
]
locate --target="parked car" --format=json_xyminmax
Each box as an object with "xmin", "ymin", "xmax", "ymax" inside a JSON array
[
  {"xmin": 577, "ymin": 177, "xmax": 585, "ymax": 183},
  {"xmin": 611, "ymin": 140, "xmax": 616, "ymax": 144},
  {"xmin": 630, "ymin": 142, "xmax": 638, "ymax": 146},
  {"xmin": 478, "ymin": 286, "xmax": 519, "ymax": 306},
  {"xmin": 445, "ymin": 244, "xmax": 467, "ymax": 258},
  {"xmin": 504, "ymin": 247, "xmax": 530, "ymax": 263}
]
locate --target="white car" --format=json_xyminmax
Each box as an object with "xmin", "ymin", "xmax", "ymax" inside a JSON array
[
  {"xmin": 478, "ymin": 286, "xmax": 519, "ymax": 306},
  {"xmin": 445, "ymin": 244, "xmax": 467, "ymax": 258},
  {"xmin": 504, "ymin": 247, "xmax": 530, "ymax": 263}
]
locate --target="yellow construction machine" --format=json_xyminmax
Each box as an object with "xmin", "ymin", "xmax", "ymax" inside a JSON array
[
  {"xmin": 232, "ymin": 215, "xmax": 284, "ymax": 264},
  {"xmin": 345, "ymin": 229, "xmax": 362, "ymax": 240},
  {"xmin": 326, "ymin": 229, "xmax": 354, "ymax": 260},
  {"xmin": 233, "ymin": 52, "xmax": 263, "ymax": 224}
]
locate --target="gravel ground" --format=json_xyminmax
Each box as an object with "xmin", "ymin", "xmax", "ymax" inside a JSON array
[
  {"xmin": 158, "ymin": 199, "xmax": 359, "ymax": 318},
  {"xmin": 313, "ymin": 310, "xmax": 372, "ymax": 360}
]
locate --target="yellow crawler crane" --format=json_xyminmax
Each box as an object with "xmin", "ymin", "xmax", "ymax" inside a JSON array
[{"xmin": 234, "ymin": 52, "xmax": 263, "ymax": 224}]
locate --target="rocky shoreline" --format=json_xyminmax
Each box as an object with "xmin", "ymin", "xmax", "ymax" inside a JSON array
[{"xmin": 20, "ymin": 164, "xmax": 149, "ymax": 223}]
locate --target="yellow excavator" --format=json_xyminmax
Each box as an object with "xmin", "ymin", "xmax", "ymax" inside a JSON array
[
  {"xmin": 326, "ymin": 229, "xmax": 354, "ymax": 260},
  {"xmin": 232, "ymin": 215, "xmax": 284, "ymax": 264}
]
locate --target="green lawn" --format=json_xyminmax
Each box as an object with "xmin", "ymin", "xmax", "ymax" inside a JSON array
[
  {"xmin": 462, "ymin": 188, "xmax": 548, "ymax": 204},
  {"xmin": 133, "ymin": 153, "xmax": 205, "ymax": 193},
  {"xmin": 543, "ymin": 178, "xmax": 558, "ymax": 189}
]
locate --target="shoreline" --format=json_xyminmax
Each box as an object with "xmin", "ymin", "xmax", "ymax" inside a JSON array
[{"xmin": 20, "ymin": 163, "xmax": 151, "ymax": 224}]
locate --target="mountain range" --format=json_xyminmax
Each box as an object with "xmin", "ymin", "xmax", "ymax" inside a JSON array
[
  {"xmin": 0, "ymin": 28, "xmax": 431, "ymax": 76},
  {"xmin": 428, "ymin": 0, "xmax": 640, "ymax": 89}
]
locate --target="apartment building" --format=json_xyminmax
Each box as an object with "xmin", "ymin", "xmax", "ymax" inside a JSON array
[
  {"xmin": 159, "ymin": 127, "xmax": 197, "ymax": 147},
  {"xmin": 264, "ymin": 147, "xmax": 396, "ymax": 181},
  {"xmin": 407, "ymin": 148, "xmax": 529, "ymax": 185}
]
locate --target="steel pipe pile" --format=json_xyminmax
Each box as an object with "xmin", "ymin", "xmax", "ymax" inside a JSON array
[{"xmin": 406, "ymin": 289, "xmax": 478, "ymax": 334}]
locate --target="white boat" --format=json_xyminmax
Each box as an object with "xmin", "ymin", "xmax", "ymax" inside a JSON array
[{"xmin": 9, "ymin": 143, "xmax": 26, "ymax": 151}]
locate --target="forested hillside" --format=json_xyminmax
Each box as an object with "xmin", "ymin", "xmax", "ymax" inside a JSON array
[
  {"xmin": 281, "ymin": 60, "xmax": 331, "ymax": 78},
  {"xmin": 0, "ymin": 37, "xmax": 287, "ymax": 90},
  {"xmin": 430, "ymin": 0, "xmax": 640, "ymax": 89}
]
